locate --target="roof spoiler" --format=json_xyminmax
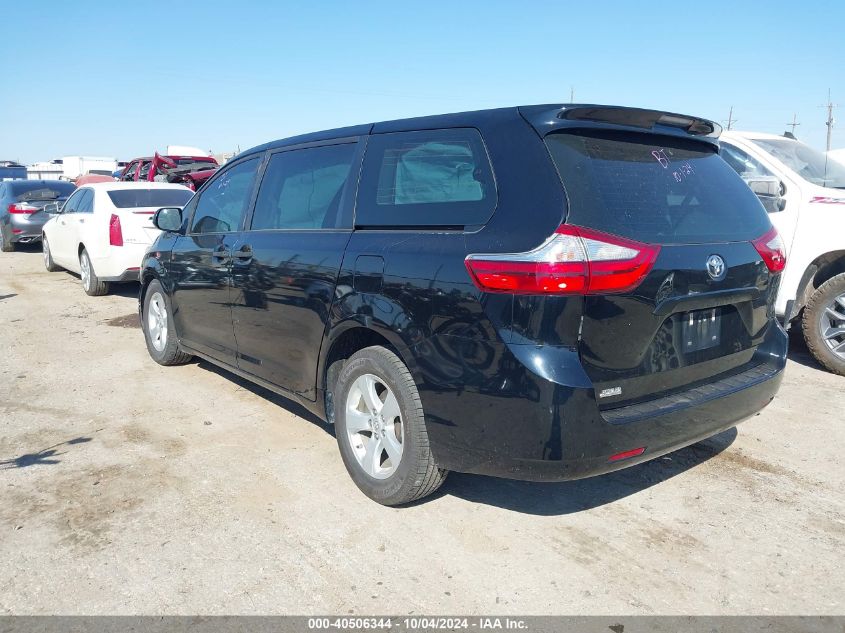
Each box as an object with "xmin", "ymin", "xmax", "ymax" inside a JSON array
[{"xmin": 519, "ymin": 104, "xmax": 722, "ymax": 142}]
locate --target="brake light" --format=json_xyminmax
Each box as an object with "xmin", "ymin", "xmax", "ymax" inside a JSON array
[
  {"xmin": 109, "ymin": 214, "xmax": 123, "ymax": 246},
  {"xmin": 7, "ymin": 203, "xmax": 33, "ymax": 214},
  {"xmin": 464, "ymin": 225, "xmax": 660, "ymax": 295},
  {"xmin": 751, "ymin": 227, "xmax": 786, "ymax": 273}
]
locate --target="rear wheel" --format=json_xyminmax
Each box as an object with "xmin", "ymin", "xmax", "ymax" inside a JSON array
[
  {"xmin": 334, "ymin": 346, "xmax": 447, "ymax": 505},
  {"xmin": 42, "ymin": 237, "xmax": 60, "ymax": 271},
  {"xmin": 1, "ymin": 231, "xmax": 14, "ymax": 252},
  {"xmin": 802, "ymin": 272, "xmax": 845, "ymax": 376},
  {"xmin": 79, "ymin": 248, "xmax": 109, "ymax": 296},
  {"xmin": 142, "ymin": 280, "xmax": 192, "ymax": 366}
]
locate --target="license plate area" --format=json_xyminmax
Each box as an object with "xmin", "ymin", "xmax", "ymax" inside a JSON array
[{"xmin": 682, "ymin": 308, "xmax": 721, "ymax": 352}]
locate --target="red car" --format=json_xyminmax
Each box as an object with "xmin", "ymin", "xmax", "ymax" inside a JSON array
[{"xmin": 120, "ymin": 153, "xmax": 218, "ymax": 191}]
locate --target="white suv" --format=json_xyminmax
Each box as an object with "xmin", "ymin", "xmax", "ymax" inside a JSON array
[{"xmin": 720, "ymin": 131, "xmax": 845, "ymax": 374}]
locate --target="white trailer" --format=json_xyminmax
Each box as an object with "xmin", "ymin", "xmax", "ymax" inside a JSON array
[{"xmin": 60, "ymin": 156, "xmax": 117, "ymax": 179}]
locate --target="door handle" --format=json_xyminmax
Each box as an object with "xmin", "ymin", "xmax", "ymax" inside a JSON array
[
  {"xmin": 78, "ymin": 218, "xmax": 85, "ymax": 224},
  {"xmin": 232, "ymin": 245, "xmax": 253, "ymax": 264}
]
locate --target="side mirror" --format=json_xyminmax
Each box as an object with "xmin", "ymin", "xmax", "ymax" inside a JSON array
[
  {"xmin": 153, "ymin": 207, "xmax": 183, "ymax": 232},
  {"xmin": 744, "ymin": 177, "xmax": 786, "ymax": 213},
  {"xmin": 43, "ymin": 202, "xmax": 61, "ymax": 215}
]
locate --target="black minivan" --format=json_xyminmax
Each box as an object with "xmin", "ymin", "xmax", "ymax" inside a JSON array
[{"xmin": 140, "ymin": 104, "xmax": 788, "ymax": 505}]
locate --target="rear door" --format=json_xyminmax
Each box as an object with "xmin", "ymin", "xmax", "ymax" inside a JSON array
[
  {"xmin": 169, "ymin": 157, "xmax": 262, "ymax": 365},
  {"xmin": 231, "ymin": 139, "xmax": 363, "ymax": 398},
  {"xmin": 544, "ymin": 130, "xmax": 778, "ymax": 409}
]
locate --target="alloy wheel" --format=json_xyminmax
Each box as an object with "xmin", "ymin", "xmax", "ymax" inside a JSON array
[
  {"xmin": 345, "ymin": 373, "xmax": 404, "ymax": 479},
  {"xmin": 43, "ymin": 240, "xmax": 50, "ymax": 268},
  {"xmin": 147, "ymin": 292, "xmax": 168, "ymax": 352},
  {"xmin": 80, "ymin": 253, "xmax": 91, "ymax": 291},
  {"xmin": 819, "ymin": 291, "xmax": 845, "ymax": 361}
]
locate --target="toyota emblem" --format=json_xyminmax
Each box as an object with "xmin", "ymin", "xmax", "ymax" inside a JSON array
[{"xmin": 706, "ymin": 255, "xmax": 726, "ymax": 281}]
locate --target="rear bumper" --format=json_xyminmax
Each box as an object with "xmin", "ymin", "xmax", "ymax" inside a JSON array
[
  {"xmin": 5, "ymin": 215, "xmax": 47, "ymax": 242},
  {"xmin": 417, "ymin": 321, "xmax": 788, "ymax": 482},
  {"xmin": 91, "ymin": 243, "xmax": 147, "ymax": 282}
]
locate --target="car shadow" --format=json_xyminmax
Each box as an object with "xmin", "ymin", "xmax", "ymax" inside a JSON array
[
  {"xmin": 109, "ymin": 282, "xmax": 141, "ymax": 299},
  {"xmin": 433, "ymin": 428, "xmax": 738, "ymax": 514},
  {"xmin": 194, "ymin": 360, "xmax": 332, "ymax": 435},
  {"xmin": 194, "ymin": 358, "xmax": 740, "ymax": 513},
  {"xmin": 0, "ymin": 436, "xmax": 93, "ymax": 470},
  {"xmin": 785, "ymin": 325, "xmax": 827, "ymax": 372}
]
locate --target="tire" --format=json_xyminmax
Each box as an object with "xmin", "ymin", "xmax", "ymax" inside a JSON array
[
  {"xmin": 142, "ymin": 279, "xmax": 193, "ymax": 366},
  {"xmin": 79, "ymin": 248, "xmax": 109, "ymax": 296},
  {"xmin": 1, "ymin": 231, "xmax": 14, "ymax": 252},
  {"xmin": 802, "ymin": 272, "xmax": 845, "ymax": 376},
  {"xmin": 42, "ymin": 237, "xmax": 61, "ymax": 272},
  {"xmin": 334, "ymin": 346, "xmax": 447, "ymax": 505}
]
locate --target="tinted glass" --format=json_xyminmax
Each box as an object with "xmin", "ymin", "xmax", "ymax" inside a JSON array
[
  {"xmin": 191, "ymin": 158, "xmax": 260, "ymax": 234},
  {"xmin": 251, "ymin": 144, "xmax": 356, "ymax": 230},
  {"xmin": 9, "ymin": 181, "xmax": 76, "ymax": 200},
  {"xmin": 107, "ymin": 188, "xmax": 193, "ymax": 209},
  {"xmin": 61, "ymin": 189, "xmax": 85, "ymax": 213},
  {"xmin": 545, "ymin": 131, "xmax": 770, "ymax": 244},
  {"xmin": 76, "ymin": 189, "xmax": 94, "ymax": 213},
  {"xmin": 357, "ymin": 129, "xmax": 496, "ymax": 227}
]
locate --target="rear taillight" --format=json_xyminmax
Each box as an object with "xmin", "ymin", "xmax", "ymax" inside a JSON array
[
  {"xmin": 751, "ymin": 226, "xmax": 786, "ymax": 273},
  {"xmin": 7, "ymin": 203, "xmax": 33, "ymax": 214},
  {"xmin": 109, "ymin": 214, "xmax": 123, "ymax": 246},
  {"xmin": 464, "ymin": 225, "xmax": 660, "ymax": 295}
]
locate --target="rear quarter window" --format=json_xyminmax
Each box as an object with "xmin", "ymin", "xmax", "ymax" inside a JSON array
[
  {"xmin": 356, "ymin": 128, "xmax": 496, "ymax": 228},
  {"xmin": 545, "ymin": 131, "xmax": 770, "ymax": 244}
]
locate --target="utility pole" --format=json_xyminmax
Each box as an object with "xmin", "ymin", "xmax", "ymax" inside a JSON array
[
  {"xmin": 821, "ymin": 89, "xmax": 837, "ymax": 152},
  {"xmin": 786, "ymin": 113, "xmax": 801, "ymax": 137},
  {"xmin": 723, "ymin": 106, "xmax": 737, "ymax": 131},
  {"xmin": 569, "ymin": 86, "xmax": 575, "ymax": 103}
]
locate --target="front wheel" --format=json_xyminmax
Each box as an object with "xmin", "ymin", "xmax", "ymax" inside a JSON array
[
  {"xmin": 79, "ymin": 249, "xmax": 109, "ymax": 296},
  {"xmin": 335, "ymin": 346, "xmax": 447, "ymax": 505},
  {"xmin": 803, "ymin": 272, "xmax": 845, "ymax": 375},
  {"xmin": 142, "ymin": 280, "xmax": 193, "ymax": 366}
]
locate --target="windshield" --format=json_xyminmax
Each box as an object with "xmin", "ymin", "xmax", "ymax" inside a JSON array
[{"xmin": 752, "ymin": 137, "xmax": 845, "ymax": 189}]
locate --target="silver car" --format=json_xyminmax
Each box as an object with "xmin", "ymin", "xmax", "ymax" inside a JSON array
[{"xmin": 0, "ymin": 180, "xmax": 76, "ymax": 252}]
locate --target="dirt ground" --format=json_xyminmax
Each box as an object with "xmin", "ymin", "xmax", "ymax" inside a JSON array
[{"xmin": 1, "ymin": 244, "xmax": 843, "ymax": 615}]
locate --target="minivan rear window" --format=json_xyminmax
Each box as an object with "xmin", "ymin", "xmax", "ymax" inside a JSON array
[
  {"xmin": 107, "ymin": 188, "xmax": 193, "ymax": 209},
  {"xmin": 545, "ymin": 131, "xmax": 770, "ymax": 244},
  {"xmin": 356, "ymin": 128, "xmax": 496, "ymax": 228}
]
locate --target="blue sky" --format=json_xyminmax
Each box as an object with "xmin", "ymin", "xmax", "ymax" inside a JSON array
[{"xmin": 1, "ymin": 1, "xmax": 843, "ymax": 163}]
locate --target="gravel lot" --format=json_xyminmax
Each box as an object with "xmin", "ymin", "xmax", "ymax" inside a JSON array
[{"xmin": 1, "ymin": 245, "xmax": 843, "ymax": 615}]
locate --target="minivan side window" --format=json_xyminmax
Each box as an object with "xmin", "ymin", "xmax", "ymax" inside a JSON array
[
  {"xmin": 250, "ymin": 143, "xmax": 357, "ymax": 231},
  {"xmin": 356, "ymin": 128, "xmax": 496, "ymax": 227},
  {"xmin": 190, "ymin": 158, "xmax": 261, "ymax": 234}
]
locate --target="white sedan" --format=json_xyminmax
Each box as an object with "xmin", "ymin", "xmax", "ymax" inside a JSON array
[{"xmin": 42, "ymin": 182, "xmax": 193, "ymax": 295}]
